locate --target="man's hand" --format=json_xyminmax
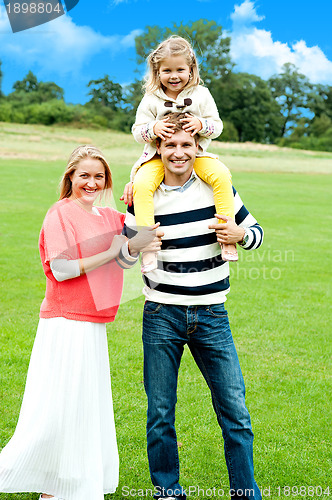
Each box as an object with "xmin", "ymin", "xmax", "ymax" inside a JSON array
[
  {"xmin": 208, "ymin": 214, "xmax": 245, "ymax": 245},
  {"xmin": 153, "ymin": 118, "xmax": 176, "ymax": 140},
  {"xmin": 120, "ymin": 181, "xmax": 134, "ymax": 206},
  {"xmin": 180, "ymin": 113, "xmax": 202, "ymax": 136}
]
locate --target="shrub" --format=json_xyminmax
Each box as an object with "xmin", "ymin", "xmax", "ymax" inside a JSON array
[
  {"xmin": 217, "ymin": 120, "xmax": 239, "ymax": 142},
  {"xmin": 26, "ymin": 100, "xmax": 74, "ymax": 125}
]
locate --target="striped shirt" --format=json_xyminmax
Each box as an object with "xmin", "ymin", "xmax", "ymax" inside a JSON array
[{"xmin": 125, "ymin": 174, "xmax": 263, "ymax": 305}]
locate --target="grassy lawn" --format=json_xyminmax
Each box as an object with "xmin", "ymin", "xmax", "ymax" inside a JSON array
[{"xmin": 0, "ymin": 123, "xmax": 331, "ymax": 499}]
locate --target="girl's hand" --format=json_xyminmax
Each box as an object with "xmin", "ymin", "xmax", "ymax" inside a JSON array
[
  {"xmin": 180, "ymin": 113, "xmax": 202, "ymax": 136},
  {"xmin": 153, "ymin": 118, "xmax": 176, "ymax": 140},
  {"xmin": 129, "ymin": 223, "xmax": 164, "ymax": 255},
  {"xmin": 120, "ymin": 182, "xmax": 134, "ymax": 206}
]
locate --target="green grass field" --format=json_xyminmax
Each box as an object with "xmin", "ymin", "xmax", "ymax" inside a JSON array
[{"xmin": 0, "ymin": 122, "xmax": 331, "ymax": 500}]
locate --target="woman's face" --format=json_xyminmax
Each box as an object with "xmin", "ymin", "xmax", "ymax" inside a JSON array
[{"xmin": 70, "ymin": 157, "xmax": 106, "ymax": 210}]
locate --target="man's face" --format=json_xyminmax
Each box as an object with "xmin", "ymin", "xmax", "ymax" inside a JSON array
[{"xmin": 157, "ymin": 129, "xmax": 198, "ymax": 186}]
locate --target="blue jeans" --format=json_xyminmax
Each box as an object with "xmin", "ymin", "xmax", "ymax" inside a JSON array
[{"xmin": 142, "ymin": 301, "xmax": 261, "ymax": 500}]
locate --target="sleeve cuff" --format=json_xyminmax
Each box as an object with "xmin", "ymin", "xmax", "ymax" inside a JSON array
[
  {"xmin": 199, "ymin": 118, "xmax": 216, "ymax": 138},
  {"xmin": 140, "ymin": 122, "xmax": 158, "ymax": 142},
  {"xmin": 116, "ymin": 241, "xmax": 139, "ymax": 269}
]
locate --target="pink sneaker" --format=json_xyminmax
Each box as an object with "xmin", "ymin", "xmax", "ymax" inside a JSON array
[
  {"xmin": 221, "ymin": 243, "xmax": 238, "ymax": 262},
  {"xmin": 141, "ymin": 251, "xmax": 158, "ymax": 273},
  {"xmin": 39, "ymin": 496, "xmax": 64, "ymax": 500}
]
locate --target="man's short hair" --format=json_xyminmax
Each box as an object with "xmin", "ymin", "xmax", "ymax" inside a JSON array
[{"xmin": 155, "ymin": 112, "xmax": 200, "ymax": 146}]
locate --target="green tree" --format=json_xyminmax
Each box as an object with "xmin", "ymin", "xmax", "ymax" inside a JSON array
[
  {"xmin": 0, "ymin": 61, "xmax": 3, "ymax": 98},
  {"xmin": 325, "ymin": 86, "xmax": 332, "ymax": 120},
  {"xmin": 37, "ymin": 81, "xmax": 64, "ymax": 101},
  {"xmin": 123, "ymin": 78, "xmax": 144, "ymax": 118},
  {"xmin": 87, "ymin": 76, "xmax": 123, "ymax": 111},
  {"xmin": 10, "ymin": 72, "xmax": 64, "ymax": 103},
  {"xmin": 310, "ymin": 114, "xmax": 332, "ymax": 137},
  {"xmin": 306, "ymin": 84, "xmax": 332, "ymax": 121},
  {"xmin": 268, "ymin": 63, "xmax": 313, "ymax": 137},
  {"xmin": 211, "ymin": 72, "xmax": 283, "ymax": 143},
  {"xmin": 13, "ymin": 70, "xmax": 39, "ymax": 93},
  {"xmin": 219, "ymin": 120, "xmax": 239, "ymax": 142},
  {"xmin": 135, "ymin": 20, "xmax": 233, "ymax": 84}
]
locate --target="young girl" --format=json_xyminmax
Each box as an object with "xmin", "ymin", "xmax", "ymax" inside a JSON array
[
  {"xmin": 131, "ymin": 35, "xmax": 238, "ymax": 272},
  {"xmin": 0, "ymin": 146, "xmax": 161, "ymax": 500}
]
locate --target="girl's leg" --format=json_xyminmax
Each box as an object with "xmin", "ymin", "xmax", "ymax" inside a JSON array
[
  {"xmin": 133, "ymin": 158, "xmax": 164, "ymax": 227},
  {"xmin": 194, "ymin": 157, "xmax": 238, "ymax": 261},
  {"xmin": 133, "ymin": 158, "xmax": 165, "ymax": 272}
]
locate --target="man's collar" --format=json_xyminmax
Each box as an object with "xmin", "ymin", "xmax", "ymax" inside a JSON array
[{"xmin": 159, "ymin": 171, "xmax": 198, "ymax": 193}]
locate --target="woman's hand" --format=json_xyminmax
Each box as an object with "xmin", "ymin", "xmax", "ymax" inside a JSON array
[
  {"xmin": 108, "ymin": 234, "xmax": 128, "ymax": 255},
  {"xmin": 128, "ymin": 223, "xmax": 164, "ymax": 255},
  {"xmin": 180, "ymin": 113, "xmax": 202, "ymax": 136},
  {"xmin": 153, "ymin": 118, "xmax": 176, "ymax": 140},
  {"xmin": 120, "ymin": 182, "xmax": 134, "ymax": 206}
]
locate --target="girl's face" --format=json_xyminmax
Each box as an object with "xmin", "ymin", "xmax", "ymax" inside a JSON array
[
  {"xmin": 158, "ymin": 55, "xmax": 191, "ymax": 98},
  {"xmin": 70, "ymin": 157, "xmax": 106, "ymax": 211}
]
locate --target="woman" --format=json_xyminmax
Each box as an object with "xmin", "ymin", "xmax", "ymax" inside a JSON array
[{"xmin": 0, "ymin": 145, "xmax": 161, "ymax": 500}]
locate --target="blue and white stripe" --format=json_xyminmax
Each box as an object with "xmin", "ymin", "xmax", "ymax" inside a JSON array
[{"xmin": 124, "ymin": 177, "xmax": 263, "ymax": 305}]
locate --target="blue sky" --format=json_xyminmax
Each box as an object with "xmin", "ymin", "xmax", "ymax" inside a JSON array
[{"xmin": 0, "ymin": 0, "xmax": 331, "ymax": 103}]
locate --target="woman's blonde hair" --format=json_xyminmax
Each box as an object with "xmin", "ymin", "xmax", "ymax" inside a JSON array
[
  {"xmin": 144, "ymin": 36, "xmax": 201, "ymax": 94},
  {"xmin": 59, "ymin": 145, "xmax": 113, "ymax": 200}
]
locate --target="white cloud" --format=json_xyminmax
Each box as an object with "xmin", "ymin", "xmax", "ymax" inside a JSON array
[
  {"xmin": 291, "ymin": 40, "xmax": 332, "ymax": 84},
  {"xmin": 230, "ymin": 0, "xmax": 264, "ymax": 26},
  {"xmin": 110, "ymin": 0, "xmax": 131, "ymax": 5},
  {"xmin": 230, "ymin": 0, "xmax": 332, "ymax": 84},
  {"xmin": 0, "ymin": 6, "xmax": 142, "ymax": 77},
  {"xmin": 120, "ymin": 29, "xmax": 142, "ymax": 48}
]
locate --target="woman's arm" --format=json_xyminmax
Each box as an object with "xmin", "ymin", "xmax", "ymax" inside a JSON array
[
  {"xmin": 50, "ymin": 226, "xmax": 163, "ymax": 281},
  {"xmin": 50, "ymin": 235, "xmax": 127, "ymax": 282},
  {"xmin": 78, "ymin": 234, "xmax": 127, "ymax": 275},
  {"xmin": 50, "ymin": 258, "xmax": 80, "ymax": 282}
]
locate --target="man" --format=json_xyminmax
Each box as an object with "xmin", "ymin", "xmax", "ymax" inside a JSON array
[{"xmin": 125, "ymin": 112, "xmax": 263, "ymax": 500}]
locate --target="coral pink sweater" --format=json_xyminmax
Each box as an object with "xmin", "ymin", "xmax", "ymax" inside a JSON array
[{"xmin": 39, "ymin": 198, "xmax": 125, "ymax": 323}]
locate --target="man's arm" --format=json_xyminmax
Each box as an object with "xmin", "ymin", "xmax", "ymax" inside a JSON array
[{"xmin": 208, "ymin": 187, "xmax": 264, "ymax": 250}]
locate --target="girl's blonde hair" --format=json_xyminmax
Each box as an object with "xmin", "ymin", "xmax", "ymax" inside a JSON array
[
  {"xmin": 59, "ymin": 145, "xmax": 113, "ymax": 200},
  {"xmin": 144, "ymin": 36, "xmax": 201, "ymax": 94}
]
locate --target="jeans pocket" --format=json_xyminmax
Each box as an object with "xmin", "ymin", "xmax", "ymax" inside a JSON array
[
  {"xmin": 205, "ymin": 304, "xmax": 228, "ymax": 318},
  {"xmin": 144, "ymin": 301, "xmax": 163, "ymax": 315}
]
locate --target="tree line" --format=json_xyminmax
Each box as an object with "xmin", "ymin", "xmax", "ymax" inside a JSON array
[{"xmin": 0, "ymin": 20, "xmax": 331, "ymax": 151}]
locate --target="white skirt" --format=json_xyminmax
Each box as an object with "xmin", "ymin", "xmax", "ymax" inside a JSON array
[{"xmin": 0, "ymin": 317, "xmax": 119, "ymax": 500}]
